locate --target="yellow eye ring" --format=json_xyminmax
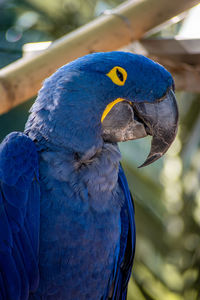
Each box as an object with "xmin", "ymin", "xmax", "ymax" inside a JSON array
[{"xmin": 106, "ymin": 66, "xmax": 127, "ymax": 86}]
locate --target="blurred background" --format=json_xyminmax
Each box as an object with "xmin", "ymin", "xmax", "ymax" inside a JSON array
[{"xmin": 0, "ymin": 0, "xmax": 200, "ymax": 299}]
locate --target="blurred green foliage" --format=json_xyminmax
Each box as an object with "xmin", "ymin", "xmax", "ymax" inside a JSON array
[{"xmin": 0, "ymin": 1, "xmax": 200, "ymax": 299}]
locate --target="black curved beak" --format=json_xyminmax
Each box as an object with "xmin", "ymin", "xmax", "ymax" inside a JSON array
[
  {"xmin": 101, "ymin": 89, "xmax": 178, "ymax": 167},
  {"xmin": 133, "ymin": 89, "xmax": 178, "ymax": 167}
]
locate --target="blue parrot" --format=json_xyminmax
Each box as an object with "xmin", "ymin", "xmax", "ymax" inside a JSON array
[{"xmin": 0, "ymin": 51, "xmax": 178, "ymax": 300}]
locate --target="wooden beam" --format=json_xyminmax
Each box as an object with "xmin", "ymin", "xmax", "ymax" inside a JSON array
[
  {"xmin": 140, "ymin": 37, "xmax": 200, "ymax": 63},
  {"xmin": 152, "ymin": 57, "xmax": 200, "ymax": 93},
  {"xmin": 129, "ymin": 38, "xmax": 200, "ymax": 92},
  {"xmin": 0, "ymin": 0, "xmax": 200, "ymax": 114}
]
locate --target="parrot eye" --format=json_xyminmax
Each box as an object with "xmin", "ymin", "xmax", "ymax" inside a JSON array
[
  {"xmin": 106, "ymin": 66, "xmax": 127, "ymax": 86},
  {"xmin": 116, "ymin": 69, "xmax": 123, "ymax": 81}
]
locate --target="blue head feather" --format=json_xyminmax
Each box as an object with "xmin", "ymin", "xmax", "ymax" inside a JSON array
[{"xmin": 25, "ymin": 51, "xmax": 173, "ymax": 154}]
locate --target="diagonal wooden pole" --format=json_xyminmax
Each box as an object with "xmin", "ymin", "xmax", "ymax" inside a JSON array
[{"xmin": 0, "ymin": 0, "xmax": 199, "ymax": 114}]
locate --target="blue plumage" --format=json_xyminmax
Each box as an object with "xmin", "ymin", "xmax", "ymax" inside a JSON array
[
  {"xmin": 0, "ymin": 51, "xmax": 177, "ymax": 299},
  {"xmin": 0, "ymin": 132, "xmax": 40, "ymax": 300}
]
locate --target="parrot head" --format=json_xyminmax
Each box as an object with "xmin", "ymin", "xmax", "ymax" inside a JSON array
[{"xmin": 26, "ymin": 51, "xmax": 178, "ymax": 167}]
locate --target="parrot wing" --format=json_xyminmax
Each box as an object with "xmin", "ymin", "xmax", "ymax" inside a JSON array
[
  {"xmin": 0, "ymin": 132, "xmax": 40, "ymax": 300},
  {"xmin": 108, "ymin": 164, "xmax": 136, "ymax": 300}
]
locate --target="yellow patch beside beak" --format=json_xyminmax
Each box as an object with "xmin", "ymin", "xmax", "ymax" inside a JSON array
[{"xmin": 101, "ymin": 98, "xmax": 125, "ymax": 123}]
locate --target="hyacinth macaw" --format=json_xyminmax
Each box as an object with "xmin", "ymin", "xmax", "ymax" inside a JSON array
[{"xmin": 0, "ymin": 51, "xmax": 178, "ymax": 300}]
